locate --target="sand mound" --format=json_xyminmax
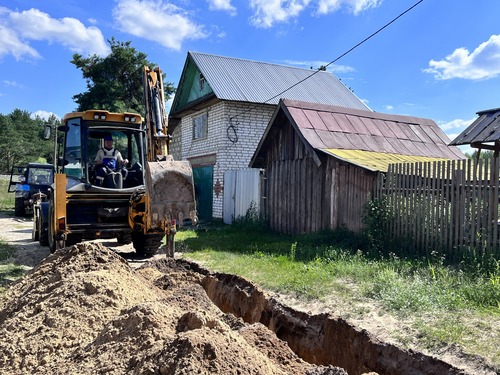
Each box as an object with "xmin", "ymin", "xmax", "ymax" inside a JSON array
[{"xmin": 0, "ymin": 242, "xmax": 345, "ymax": 375}]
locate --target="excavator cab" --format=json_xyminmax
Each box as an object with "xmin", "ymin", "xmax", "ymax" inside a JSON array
[{"xmin": 58, "ymin": 113, "xmax": 145, "ymax": 190}]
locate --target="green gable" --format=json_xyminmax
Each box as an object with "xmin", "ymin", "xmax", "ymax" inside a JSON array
[{"xmin": 172, "ymin": 56, "xmax": 214, "ymax": 112}]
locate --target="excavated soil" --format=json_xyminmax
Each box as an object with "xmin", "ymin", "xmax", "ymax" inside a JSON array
[
  {"xmin": 0, "ymin": 242, "xmax": 346, "ymax": 374},
  {"xmin": 0, "ymin": 214, "xmax": 496, "ymax": 375}
]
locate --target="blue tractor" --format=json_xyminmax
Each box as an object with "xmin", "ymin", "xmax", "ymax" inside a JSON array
[{"xmin": 8, "ymin": 163, "xmax": 54, "ymax": 217}]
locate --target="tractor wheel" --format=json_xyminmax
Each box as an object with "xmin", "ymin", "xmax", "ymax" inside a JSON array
[{"xmin": 15, "ymin": 198, "xmax": 25, "ymax": 216}]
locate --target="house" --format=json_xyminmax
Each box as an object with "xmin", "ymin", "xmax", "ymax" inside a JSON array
[
  {"xmin": 250, "ymin": 99, "xmax": 465, "ymax": 234},
  {"xmin": 168, "ymin": 51, "xmax": 369, "ymax": 221}
]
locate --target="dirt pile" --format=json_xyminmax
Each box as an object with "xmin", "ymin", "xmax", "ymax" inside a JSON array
[{"xmin": 0, "ymin": 242, "xmax": 346, "ymax": 375}]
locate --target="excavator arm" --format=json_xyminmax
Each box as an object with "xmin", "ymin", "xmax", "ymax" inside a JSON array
[
  {"xmin": 140, "ymin": 66, "xmax": 197, "ymax": 234},
  {"xmin": 143, "ymin": 66, "xmax": 169, "ymax": 160}
]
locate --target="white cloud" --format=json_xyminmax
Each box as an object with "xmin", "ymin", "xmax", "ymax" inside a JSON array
[
  {"xmin": 383, "ymin": 104, "xmax": 393, "ymax": 111},
  {"xmin": 0, "ymin": 7, "xmax": 109, "ymax": 59},
  {"xmin": 113, "ymin": 0, "xmax": 208, "ymax": 51},
  {"xmin": 424, "ymin": 35, "xmax": 500, "ymax": 80},
  {"xmin": 316, "ymin": 0, "xmax": 382, "ymax": 15},
  {"xmin": 249, "ymin": 0, "xmax": 311, "ymax": 28},
  {"xmin": 248, "ymin": 0, "xmax": 381, "ymax": 28},
  {"xmin": 438, "ymin": 117, "xmax": 475, "ymax": 147},
  {"xmin": 3, "ymin": 80, "xmax": 23, "ymax": 88},
  {"xmin": 438, "ymin": 117, "xmax": 475, "ymax": 132},
  {"xmin": 0, "ymin": 23, "xmax": 41, "ymax": 61},
  {"xmin": 208, "ymin": 0, "xmax": 237, "ymax": 16},
  {"xmin": 31, "ymin": 110, "xmax": 59, "ymax": 120}
]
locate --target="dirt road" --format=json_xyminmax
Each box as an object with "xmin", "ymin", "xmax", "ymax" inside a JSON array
[
  {"xmin": 0, "ymin": 213, "xmax": 496, "ymax": 375},
  {"xmin": 1, "ymin": 213, "xmax": 164, "ymax": 270}
]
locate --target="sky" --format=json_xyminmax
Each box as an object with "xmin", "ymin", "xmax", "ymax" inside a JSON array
[{"xmin": 1, "ymin": 0, "xmax": 500, "ymax": 154}]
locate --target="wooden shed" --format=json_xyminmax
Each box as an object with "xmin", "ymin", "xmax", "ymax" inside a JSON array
[{"xmin": 250, "ymin": 99, "xmax": 465, "ymax": 235}]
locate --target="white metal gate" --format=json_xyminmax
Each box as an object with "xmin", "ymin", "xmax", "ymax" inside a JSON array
[{"xmin": 223, "ymin": 168, "xmax": 262, "ymax": 224}]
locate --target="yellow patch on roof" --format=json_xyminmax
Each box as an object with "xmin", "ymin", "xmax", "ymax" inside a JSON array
[{"xmin": 322, "ymin": 149, "xmax": 452, "ymax": 172}]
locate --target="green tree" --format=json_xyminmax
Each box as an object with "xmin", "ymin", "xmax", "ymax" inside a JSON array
[
  {"xmin": 71, "ymin": 38, "xmax": 175, "ymax": 114},
  {"xmin": 0, "ymin": 109, "xmax": 55, "ymax": 173},
  {"xmin": 467, "ymin": 149, "xmax": 495, "ymax": 160}
]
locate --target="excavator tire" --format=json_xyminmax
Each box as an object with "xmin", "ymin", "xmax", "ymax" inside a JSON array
[
  {"xmin": 32, "ymin": 210, "xmax": 39, "ymax": 241},
  {"xmin": 132, "ymin": 233, "xmax": 163, "ymax": 257},
  {"xmin": 39, "ymin": 220, "xmax": 48, "ymax": 246},
  {"xmin": 48, "ymin": 204, "xmax": 56, "ymax": 253},
  {"xmin": 65, "ymin": 234, "xmax": 83, "ymax": 247},
  {"xmin": 116, "ymin": 232, "xmax": 132, "ymax": 245}
]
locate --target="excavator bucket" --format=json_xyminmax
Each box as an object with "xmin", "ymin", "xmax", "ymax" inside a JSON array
[{"xmin": 145, "ymin": 157, "xmax": 197, "ymax": 229}]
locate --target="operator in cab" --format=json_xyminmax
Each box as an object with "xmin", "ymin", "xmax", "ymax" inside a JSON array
[{"xmin": 94, "ymin": 135, "xmax": 128, "ymax": 186}]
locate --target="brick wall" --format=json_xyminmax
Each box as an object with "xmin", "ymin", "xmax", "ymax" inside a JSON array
[{"xmin": 170, "ymin": 101, "xmax": 275, "ymax": 218}]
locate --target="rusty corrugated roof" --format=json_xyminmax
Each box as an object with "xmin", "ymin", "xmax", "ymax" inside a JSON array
[
  {"xmin": 278, "ymin": 99, "xmax": 465, "ymax": 171},
  {"xmin": 449, "ymin": 108, "xmax": 500, "ymax": 146},
  {"xmin": 321, "ymin": 149, "xmax": 452, "ymax": 172}
]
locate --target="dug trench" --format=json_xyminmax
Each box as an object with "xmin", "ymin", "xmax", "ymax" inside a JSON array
[
  {"xmin": 0, "ymin": 240, "xmax": 481, "ymax": 375},
  {"xmin": 183, "ymin": 260, "xmax": 474, "ymax": 375}
]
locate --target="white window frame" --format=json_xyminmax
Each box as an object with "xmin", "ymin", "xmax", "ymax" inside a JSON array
[{"xmin": 192, "ymin": 112, "xmax": 208, "ymax": 140}]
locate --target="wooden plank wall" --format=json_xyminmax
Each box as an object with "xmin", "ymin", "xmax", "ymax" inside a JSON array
[
  {"xmin": 261, "ymin": 117, "xmax": 378, "ymax": 235},
  {"xmin": 332, "ymin": 159, "xmax": 376, "ymax": 233},
  {"xmin": 264, "ymin": 146, "xmax": 376, "ymax": 233},
  {"xmin": 375, "ymin": 158, "xmax": 500, "ymax": 254}
]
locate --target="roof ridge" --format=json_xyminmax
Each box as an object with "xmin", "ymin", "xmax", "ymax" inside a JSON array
[
  {"xmin": 188, "ymin": 51, "xmax": 333, "ymax": 74},
  {"xmin": 281, "ymin": 99, "xmax": 438, "ymax": 125}
]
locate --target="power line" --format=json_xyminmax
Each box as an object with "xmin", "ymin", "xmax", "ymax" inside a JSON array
[{"xmin": 229, "ymin": 0, "xmax": 424, "ymax": 121}]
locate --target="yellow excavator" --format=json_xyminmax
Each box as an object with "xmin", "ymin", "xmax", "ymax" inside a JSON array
[{"xmin": 35, "ymin": 66, "xmax": 197, "ymax": 257}]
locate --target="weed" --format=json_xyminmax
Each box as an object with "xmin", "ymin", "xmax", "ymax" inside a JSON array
[
  {"xmin": 0, "ymin": 242, "xmax": 25, "ymax": 290},
  {"xmin": 0, "ymin": 178, "xmax": 14, "ymax": 212}
]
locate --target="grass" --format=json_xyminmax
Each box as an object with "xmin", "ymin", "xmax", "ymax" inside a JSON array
[
  {"xmin": 0, "ymin": 240, "xmax": 25, "ymax": 293},
  {"xmin": 0, "ymin": 177, "xmax": 15, "ymax": 213},
  {"xmin": 176, "ymin": 221, "xmax": 500, "ymax": 370}
]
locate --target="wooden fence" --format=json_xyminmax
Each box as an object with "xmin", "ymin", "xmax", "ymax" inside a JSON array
[{"xmin": 374, "ymin": 158, "xmax": 500, "ymax": 255}]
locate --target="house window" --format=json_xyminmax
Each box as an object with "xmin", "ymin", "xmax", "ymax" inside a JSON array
[
  {"xmin": 193, "ymin": 112, "xmax": 208, "ymax": 140},
  {"xmin": 199, "ymin": 73, "xmax": 205, "ymax": 91}
]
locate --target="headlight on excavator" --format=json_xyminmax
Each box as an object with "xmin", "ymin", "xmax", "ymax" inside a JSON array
[
  {"xmin": 93, "ymin": 113, "xmax": 106, "ymax": 120},
  {"xmin": 124, "ymin": 115, "xmax": 138, "ymax": 122}
]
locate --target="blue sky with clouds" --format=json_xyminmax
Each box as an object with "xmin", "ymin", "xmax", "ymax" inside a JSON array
[{"xmin": 1, "ymin": 0, "xmax": 499, "ymax": 150}]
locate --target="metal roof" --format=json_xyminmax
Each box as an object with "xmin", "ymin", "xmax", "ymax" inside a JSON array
[
  {"xmin": 449, "ymin": 108, "xmax": 500, "ymax": 146},
  {"xmin": 251, "ymin": 99, "xmax": 465, "ymax": 171},
  {"xmin": 187, "ymin": 51, "xmax": 370, "ymax": 110}
]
